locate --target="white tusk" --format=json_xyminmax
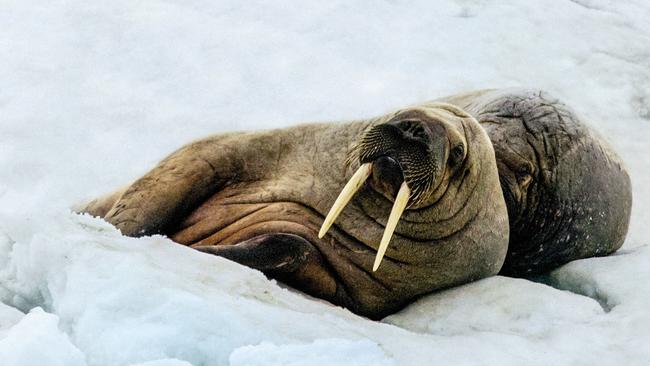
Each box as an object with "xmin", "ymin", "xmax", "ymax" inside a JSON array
[
  {"xmin": 318, "ymin": 163, "xmax": 372, "ymax": 239},
  {"xmin": 373, "ymin": 182, "xmax": 411, "ymax": 272}
]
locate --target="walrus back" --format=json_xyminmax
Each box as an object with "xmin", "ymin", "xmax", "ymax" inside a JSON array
[{"xmin": 441, "ymin": 88, "xmax": 632, "ymax": 276}]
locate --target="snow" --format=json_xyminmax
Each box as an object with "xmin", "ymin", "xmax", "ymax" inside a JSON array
[
  {"xmin": 1, "ymin": 0, "xmax": 649, "ymax": 365},
  {"xmin": 0, "ymin": 308, "xmax": 86, "ymax": 366},
  {"xmin": 229, "ymin": 339, "xmax": 394, "ymax": 366}
]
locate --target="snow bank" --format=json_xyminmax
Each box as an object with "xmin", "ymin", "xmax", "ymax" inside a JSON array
[
  {"xmin": 385, "ymin": 276, "xmax": 604, "ymax": 337},
  {"xmin": 0, "ymin": 214, "xmax": 396, "ymax": 365},
  {"xmin": 0, "ymin": 308, "xmax": 86, "ymax": 366},
  {"xmin": 1, "ymin": 212, "xmax": 649, "ymax": 365},
  {"xmin": 1, "ymin": 0, "xmax": 649, "ymax": 365},
  {"xmin": 229, "ymin": 339, "xmax": 394, "ymax": 366},
  {"xmin": 387, "ymin": 246, "xmax": 650, "ymax": 364}
]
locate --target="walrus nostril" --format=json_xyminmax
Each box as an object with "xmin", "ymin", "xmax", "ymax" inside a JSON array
[
  {"xmin": 390, "ymin": 120, "xmax": 432, "ymax": 143},
  {"xmin": 371, "ymin": 156, "xmax": 404, "ymax": 201}
]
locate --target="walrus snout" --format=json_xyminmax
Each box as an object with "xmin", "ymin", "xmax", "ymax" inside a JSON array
[
  {"xmin": 320, "ymin": 117, "xmax": 454, "ymax": 271},
  {"xmin": 350, "ymin": 121, "xmax": 445, "ymax": 208},
  {"xmin": 370, "ymin": 155, "xmax": 404, "ymax": 201}
]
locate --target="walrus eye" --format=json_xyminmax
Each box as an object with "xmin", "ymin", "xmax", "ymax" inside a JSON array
[
  {"xmin": 516, "ymin": 163, "xmax": 533, "ymax": 187},
  {"xmin": 449, "ymin": 144, "xmax": 465, "ymax": 166},
  {"xmin": 516, "ymin": 163, "xmax": 532, "ymax": 178}
]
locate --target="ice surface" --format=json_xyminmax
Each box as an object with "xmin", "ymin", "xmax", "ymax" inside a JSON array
[
  {"xmin": 384, "ymin": 276, "xmax": 605, "ymax": 336},
  {"xmin": 229, "ymin": 339, "xmax": 395, "ymax": 366},
  {"xmin": 129, "ymin": 361, "xmax": 192, "ymax": 366},
  {"xmin": 0, "ymin": 308, "xmax": 86, "ymax": 366},
  {"xmin": 1, "ymin": 0, "xmax": 649, "ymax": 365}
]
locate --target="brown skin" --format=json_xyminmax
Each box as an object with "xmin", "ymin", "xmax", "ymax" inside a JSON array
[
  {"xmin": 440, "ymin": 89, "xmax": 632, "ymax": 276},
  {"xmin": 82, "ymin": 103, "xmax": 509, "ymax": 319}
]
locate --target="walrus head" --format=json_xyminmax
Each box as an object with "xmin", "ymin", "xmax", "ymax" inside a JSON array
[
  {"xmin": 441, "ymin": 89, "xmax": 632, "ymax": 276},
  {"xmin": 490, "ymin": 103, "xmax": 631, "ymax": 275},
  {"xmin": 319, "ymin": 103, "xmax": 474, "ymax": 271}
]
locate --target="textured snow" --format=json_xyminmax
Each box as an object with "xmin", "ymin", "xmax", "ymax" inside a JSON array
[
  {"xmin": 229, "ymin": 339, "xmax": 395, "ymax": 366},
  {"xmin": 1, "ymin": 0, "xmax": 649, "ymax": 365},
  {"xmin": 0, "ymin": 308, "xmax": 86, "ymax": 366}
]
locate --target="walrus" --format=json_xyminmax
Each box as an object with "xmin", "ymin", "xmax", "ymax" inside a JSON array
[
  {"xmin": 81, "ymin": 88, "xmax": 632, "ymax": 317},
  {"xmin": 81, "ymin": 102, "xmax": 509, "ymax": 319},
  {"xmin": 441, "ymin": 89, "xmax": 632, "ymax": 276}
]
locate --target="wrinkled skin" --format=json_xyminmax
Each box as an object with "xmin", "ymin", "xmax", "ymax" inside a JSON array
[
  {"xmin": 82, "ymin": 103, "xmax": 508, "ymax": 319},
  {"xmin": 441, "ymin": 89, "xmax": 632, "ymax": 276}
]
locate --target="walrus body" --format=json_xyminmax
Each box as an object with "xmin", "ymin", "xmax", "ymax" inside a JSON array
[
  {"xmin": 82, "ymin": 88, "xmax": 631, "ymax": 317},
  {"xmin": 83, "ymin": 103, "xmax": 509, "ymax": 319},
  {"xmin": 442, "ymin": 89, "xmax": 632, "ymax": 276}
]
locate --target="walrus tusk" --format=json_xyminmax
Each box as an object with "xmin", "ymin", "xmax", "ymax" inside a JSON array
[
  {"xmin": 373, "ymin": 182, "xmax": 410, "ymax": 271},
  {"xmin": 318, "ymin": 163, "xmax": 372, "ymax": 239}
]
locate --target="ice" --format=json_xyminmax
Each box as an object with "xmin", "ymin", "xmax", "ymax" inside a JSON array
[
  {"xmin": 0, "ymin": 213, "xmax": 391, "ymax": 365},
  {"xmin": 128, "ymin": 361, "xmax": 192, "ymax": 366},
  {"xmin": 548, "ymin": 245, "xmax": 650, "ymax": 312},
  {"xmin": 0, "ymin": 303, "xmax": 24, "ymax": 338},
  {"xmin": 229, "ymin": 339, "xmax": 394, "ymax": 366},
  {"xmin": 384, "ymin": 276, "xmax": 605, "ymax": 337},
  {"xmin": 0, "ymin": 308, "xmax": 86, "ymax": 366},
  {"xmin": 1, "ymin": 0, "xmax": 650, "ymax": 365}
]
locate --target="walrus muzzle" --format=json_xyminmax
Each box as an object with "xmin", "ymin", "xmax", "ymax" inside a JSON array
[{"xmin": 319, "ymin": 120, "xmax": 447, "ymax": 271}]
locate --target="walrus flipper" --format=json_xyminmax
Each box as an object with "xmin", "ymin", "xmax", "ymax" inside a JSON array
[
  {"xmin": 195, "ymin": 234, "xmax": 340, "ymax": 300},
  {"xmin": 80, "ymin": 186, "xmax": 128, "ymax": 218},
  {"xmin": 100, "ymin": 134, "xmax": 249, "ymax": 237}
]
